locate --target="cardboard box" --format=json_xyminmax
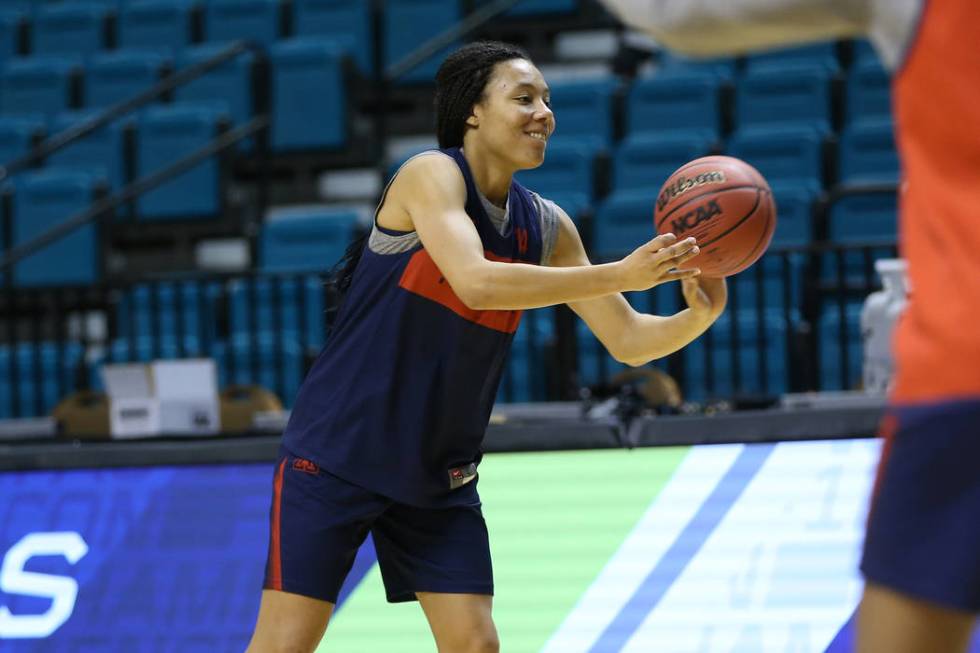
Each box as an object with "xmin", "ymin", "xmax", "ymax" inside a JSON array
[{"xmin": 102, "ymin": 359, "xmax": 220, "ymax": 439}]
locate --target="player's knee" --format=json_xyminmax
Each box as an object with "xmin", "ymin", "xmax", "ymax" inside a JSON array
[{"xmin": 469, "ymin": 628, "xmax": 500, "ymax": 653}]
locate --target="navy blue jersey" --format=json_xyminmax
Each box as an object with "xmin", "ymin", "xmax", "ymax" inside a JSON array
[{"xmin": 282, "ymin": 148, "xmax": 545, "ymax": 507}]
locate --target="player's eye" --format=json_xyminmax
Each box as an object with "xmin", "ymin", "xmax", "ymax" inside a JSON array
[{"xmin": 515, "ymin": 96, "xmax": 531, "ymax": 103}]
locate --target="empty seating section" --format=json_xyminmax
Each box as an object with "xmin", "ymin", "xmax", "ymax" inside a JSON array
[
  {"xmin": 0, "ymin": 10, "xmax": 22, "ymax": 64},
  {"xmin": 627, "ymin": 72, "xmax": 721, "ymax": 139},
  {"xmin": 614, "ymin": 132, "xmax": 714, "ymax": 192},
  {"xmin": 727, "ymin": 125, "xmax": 823, "ymax": 192},
  {"xmin": 839, "ymin": 117, "xmax": 898, "ymax": 183},
  {"xmin": 269, "ymin": 38, "xmax": 346, "ymax": 150},
  {"xmin": 136, "ymin": 103, "xmax": 226, "ymax": 219},
  {"xmin": 592, "ymin": 189, "xmax": 655, "ymax": 260},
  {"xmin": 736, "ymin": 63, "xmax": 833, "ymax": 133},
  {"xmin": 825, "ymin": 192, "xmax": 897, "ymax": 284},
  {"xmin": 205, "ymin": 0, "xmax": 281, "ymax": 47},
  {"xmin": 0, "ymin": 56, "xmax": 79, "ymax": 120},
  {"xmin": 0, "ymin": 114, "xmax": 42, "ymax": 170},
  {"xmin": 744, "ymin": 42, "xmax": 839, "ymax": 73},
  {"xmin": 498, "ymin": 308, "xmax": 554, "ymax": 403},
  {"xmin": 293, "ymin": 0, "xmax": 373, "ymax": 73},
  {"xmin": 34, "ymin": 3, "xmax": 108, "ymax": 58},
  {"xmin": 0, "ymin": 342, "xmax": 84, "ymax": 418},
  {"xmin": 48, "ymin": 110, "xmax": 128, "ymax": 189},
  {"xmin": 657, "ymin": 51, "xmax": 736, "ymax": 80},
  {"xmin": 8, "ymin": 168, "xmax": 103, "ymax": 286},
  {"xmin": 86, "ymin": 50, "xmax": 166, "ymax": 110},
  {"xmin": 514, "ymin": 140, "xmax": 594, "ymax": 221},
  {"xmin": 846, "ymin": 59, "xmax": 891, "ymax": 122},
  {"xmin": 260, "ymin": 207, "xmax": 358, "ymax": 272},
  {"xmin": 176, "ymin": 45, "xmax": 255, "ymax": 129},
  {"xmin": 114, "ymin": 282, "xmax": 220, "ymax": 356},
  {"xmin": 118, "ymin": 0, "xmax": 197, "ymax": 56},
  {"xmin": 548, "ymin": 76, "xmax": 616, "ymax": 148},
  {"xmin": 384, "ymin": 0, "xmax": 460, "ymax": 82}
]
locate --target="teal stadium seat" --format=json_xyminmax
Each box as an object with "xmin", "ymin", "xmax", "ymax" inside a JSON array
[
  {"xmin": 114, "ymin": 282, "xmax": 221, "ymax": 355},
  {"xmin": 824, "ymin": 191, "xmax": 897, "ymax": 285},
  {"xmin": 176, "ymin": 44, "xmax": 255, "ymax": 133},
  {"xmin": 260, "ymin": 207, "xmax": 358, "ymax": 272},
  {"xmin": 846, "ymin": 59, "xmax": 891, "ymax": 123},
  {"xmin": 727, "ymin": 124, "xmax": 824, "ymax": 193},
  {"xmin": 212, "ymin": 333, "xmax": 303, "ymax": 407},
  {"xmin": 657, "ymin": 50, "xmax": 736, "ymax": 80},
  {"xmin": 838, "ymin": 117, "xmax": 898, "ymax": 184},
  {"xmin": 0, "ymin": 342, "xmax": 84, "ymax": 418},
  {"xmin": 86, "ymin": 50, "xmax": 167, "ymax": 110},
  {"xmin": 0, "ymin": 56, "xmax": 80, "ymax": 120},
  {"xmin": 49, "ymin": 110, "xmax": 128, "ymax": 190},
  {"xmin": 736, "ymin": 62, "xmax": 833, "ymax": 134},
  {"xmin": 498, "ymin": 308, "xmax": 554, "ymax": 403},
  {"xmin": 744, "ymin": 42, "xmax": 839, "ymax": 73},
  {"xmin": 118, "ymin": 0, "xmax": 197, "ymax": 57},
  {"xmin": 8, "ymin": 168, "xmax": 104, "ymax": 286},
  {"xmin": 627, "ymin": 71, "xmax": 722, "ymax": 139},
  {"xmin": 514, "ymin": 139, "xmax": 596, "ymax": 222},
  {"xmin": 293, "ymin": 0, "xmax": 373, "ymax": 74},
  {"xmin": 136, "ymin": 103, "xmax": 227, "ymax": 219},
  {"xmin": 592, "ymin": 188, "xmax": 654, "ymax": 260},
  {"xmin": 613, "ymin": 132, "xmax": 714, "ymax": 192},
  {"xmin": 0, "ymin": 10, "xmax": 23, "ymax": 65},
  {"xmin": 818, "ymin": 301, "xmax": 863, "ymax": 391},
  {"xmin": 547, "ymin": 76, "xmax": 617, "ymax": 149},
  {"xmin": 205, "ymin": 0, "xmax": 281, "ymax": 47},
  {"xmin": 270, "ymin": 38, "xmax": 347, "ymax": 150},
  {"xmin": 384, "ymin": 0, "xmax": 460, "ymax": 83},
  {"xmin": 0, "ymin": 114, "xmax": 43, "ymax": 172},
  {"xmin": 228, "ymin": 276, "xmax": 326, "ymax": 351},
  {"xmin": 34, "ymin": 3, "xmax": 110, "ymax": 58}
]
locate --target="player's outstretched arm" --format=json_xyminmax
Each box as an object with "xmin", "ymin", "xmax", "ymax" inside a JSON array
[
  {"xmin": 550, "ymin": 209, "xmax": 727, "ymax": 366},
  {"xmin": 395, "ymin": 154, "xmax": 699, "ymax": 310}
]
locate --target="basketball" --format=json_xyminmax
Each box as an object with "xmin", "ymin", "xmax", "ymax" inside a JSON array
[{"xmin": 654, "ymin": 155, "xmax": 776, "ymax": 278}]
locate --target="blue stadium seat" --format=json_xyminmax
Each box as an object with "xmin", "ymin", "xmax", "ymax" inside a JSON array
[
  {"xmin": 212, "ymin": 333, "xmax": 304, "ymax": 406},
  {"xmin": 657, "ymin": 51, "xmax": 736, "ymax": 80},
  {"xmin": 115, "ymin": 281, "xmax": 221, "ymax": 352},
  {"xmin": 514, "ymin": 139, "xmax": 596, "ymax": 208},
  {"xmin": 260, "ymin": 208, "xmax": 358, "ymax": 272},
  {"xmin": 770, "ymin": 183, "xmax": 816, "ymax": 246},
  {"xmin": 825, "ymin": 191, "xmax": 898, "ymax": 284},
  {"xmin": 846, "ymin": 58, "xmax": 891, "ymax": 123},
  {"xmin": 0, "ymin": 10, "xmax": 23, "ymax": 65},
  {"xmin": 0, "ymin": 56, "xmax": 80, "ymax": 120},
  {"xmin": 626, "ymin": 71, "xmax": 722, "ymax": 138},
  {"xmin": 176, "ymin": 44, "xmax": 255, "ymax": 129},
  {"xmin": 269, "ymin": 38, "xmax": 346, "ymax": 151},
  {"xmin": 107, "ymin": 335, "xmax": 202, "ymax": 364},
  {"xmin": 228, "ymin": 276, "xmax": 326, "ymax": 351},
  {"xmin": 34, "ymin": 3, "xmax": 109, "ymax": 58},
  {"xmin": 136, "ymin": 103, "xmax": 227, "ymax": 219},
  {"xmin": 498, "ymin": 308, "xmax": 553, "ymax": 403},
  {"xmin": 384, "ymin": 0, "xmax": 460, "ymax": 83},
  {"xmin": 118, "ymin": 0, "xmax": 197, "ymax": 56},
  {"xmin": 613, "ymin": 132, "xmax": 714, "ymax": 192},
  {"xmin": 86, "ymin": 50, "xmax": 167, "ymax": 110},
  {"xmin": 728, "ymin": 252, "xmax": 806, "ymax": 314},
  {"xmin": 0, "ymin": 114, "xmax": 43, "ymax": 171},
  {"xmin": 684, "ymin": 309, "xmax": 793, "ymax": 400},
  {"xmin": 292, "ymin": 0, "xmax": 372, "ymax": 74},
  {"xmin": 205, "ymin": 0, "xmax": 280, "ymax": 46},
  {"xmin": 49, "ymin": 110, "xmax": 129, "ymax": 190},
  {"xmin": 592, "ymin": 188, "xmax": 655, "ymax": 260},
  {"xmin": 736, "ymin": 62, "xmax": 833, "ymax": 133},
  {"xmin": 818, "ymin": 301, "xmax": 862, "ymax": 391},
  {"xmin": 548, "ymin": 76, "xmax": 617, "ymax": 149},
  {"xmin": 852, "ymin": 39, "xmax": 882, "ymax": 67},
  {"xmin": 0, "ymin": 342, "xmax": 84, "ymax": 417},
  {"xmin": 839, "ymin": 117, "xmax": 898, "ymax": 184},
  {"xmin": 9, "ymin": 168, "xmax": 104, "ymax": 286},
  {"xmin": 745, "ymin": 41, "xmax": 839, "ymax": 73},
  {"xmin": 542, "ymin": 191, "xmax": 589, "ymax": 225},
  {"xmin": 727, "ymin": 124, "xmax": 824, "ymax": 192}
]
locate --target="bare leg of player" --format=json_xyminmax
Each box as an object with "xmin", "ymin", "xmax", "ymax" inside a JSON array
[
  {"xmin": 857, "ymin": 582, "xmax": 977, "ymax": 653},
  {"xmin": 245, "ymin": 590, "xmax": 334, "ymax": 653},
  {"xmin": 417, "ymin": 592, "xmax": 499, "ymax": 653}
]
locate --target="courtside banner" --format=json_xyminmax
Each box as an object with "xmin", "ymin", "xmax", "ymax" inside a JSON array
[{"xmin": 3, "ymin": 440, "xmax": 976, "ymax": 652}]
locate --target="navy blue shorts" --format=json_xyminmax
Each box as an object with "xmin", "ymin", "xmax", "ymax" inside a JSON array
[
  {"xmin": 861, "ymin": 399, "xmax": 980, "ymax": 612},
  {"xmin": 262, "ymin": 451, "xmax": 493, "ymax": 604}
]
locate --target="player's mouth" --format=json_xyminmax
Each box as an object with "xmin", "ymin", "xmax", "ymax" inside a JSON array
[{"xmin": 525, "ymin": 130, "xmax": 548, "ymax": 142}]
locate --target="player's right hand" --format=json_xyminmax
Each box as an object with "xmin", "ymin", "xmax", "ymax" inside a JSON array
[{"xmin": 618, "ymin": 233, "xmax": 701, "ymax": 292}]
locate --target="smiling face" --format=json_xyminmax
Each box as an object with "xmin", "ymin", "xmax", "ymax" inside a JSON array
[{"xmin": 463, "ymin": 58, "xmax": 556, "ymax": 171}]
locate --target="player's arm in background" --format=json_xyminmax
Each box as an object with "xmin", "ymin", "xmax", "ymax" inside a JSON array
[
  {"xmin": 549, "ymin": 207, "xmax": 727, "ymax": 366},
  {"xmin": 601, "ymin": 0, "xmax": 919, "ymax": 70}
]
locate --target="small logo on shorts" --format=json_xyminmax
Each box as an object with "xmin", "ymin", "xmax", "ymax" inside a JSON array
[{"xmin": 292, "ymin": 458, "xmax": 320, "ymax": 475}]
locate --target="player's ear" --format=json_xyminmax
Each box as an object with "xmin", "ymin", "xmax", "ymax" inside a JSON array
[{"xmin": 466, "ymin": 104, "xmax": 482, "ymax": 129}]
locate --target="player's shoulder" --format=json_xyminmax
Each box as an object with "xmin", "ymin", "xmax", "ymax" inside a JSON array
[{"xmin": 396, "ymin": 149, "xmax": 460, "ymax": 182}]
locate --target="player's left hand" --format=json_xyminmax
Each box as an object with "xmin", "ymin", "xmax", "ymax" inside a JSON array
[{"xmin": 682, "ymin": 276, "xmax": 727, "ymax": 321}]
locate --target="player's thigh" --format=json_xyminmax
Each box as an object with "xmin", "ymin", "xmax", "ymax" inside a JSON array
[
  {"xmin": 857, "ymin": 582, "xmax": 977, "ymax": 653},
  {"xmin": 417, "ymin": 591, "xmax": 499, "ymax": 653},
  {"xmin": 245, "ymin": 589, "xmax": 334, "ymax": 653}
]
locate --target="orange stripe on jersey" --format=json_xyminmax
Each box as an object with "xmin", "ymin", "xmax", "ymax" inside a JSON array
[
  {"xmin": 890, "ymin": 0, "xmax": 980, "ymax": 402},
  {"xmin": 398, "ymin": 249, "xmax": 522, "ymax": 334},
  {"xmin": 267, "ymin": 458, "xmax": 286, "ymax": 591}
]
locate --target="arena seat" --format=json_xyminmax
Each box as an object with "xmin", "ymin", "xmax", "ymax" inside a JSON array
[
  {"xmin": 292, "ymin": 0, "xmax": 373, "ymax": 74},
  {"xmin": 744, "ymin": 41, "xmax": 839, "ymax": 73},
  {"xmin": 824, "ymin": 191, "xmax": 898, "ymax": 285},
  {"xmin": 227, "ymin": 276, "xmax": 326, "ymax": 350},
  {"xmin": 383, "ymin": 0, "xmax": 460, "ymax": 83},
  {"xmin": 845, "ymin": 58, "xmax": 891, "ymax": 123},
  {"xmin": 657, "ymin": 51, "xmax": 736, "ymax": 80},
  {"xmin": 85, "ymin": 49, "xmax": 167, "ymax": 110},
  {"xmin": 136, "ymin": 103, "xmax": 227, "ymax": 219},
  {"xmin": 114, "ymin": 281, "xmax": 221, "ymax": 351},
  {"xmin": 514, "ymin": 139, "xmax": 597, "ymax": 205},
  {"xmin": 727, "ymin": 124, "xmax": 824, "ymax": 193},
  {"xmin": 118, "ymin": 0, "xmax": 197, "ymax": 56},
  {"xmin": 176, "ymin": 44, "xmax": 255, "ymax": 128},
  {"xmin": 212, "ymin": 333, "xmax": 303, "ymax": 407},
  {"xmin": 204, "ymin": 0, "xmax": 281, "ymax": 47},
  {"xmin": 613, "ymin": 131, "xmax": 715, "ymax": 192},
  {"xmin": 498, "ymin": 308, "xmax": 554, "ymax": 403},
  {"xmin": 626, "ymin": 71, "xmax": 722, "ymax": 139},
  {"xmin": 728, "ymin": 252, "xmax": 806, "ymax": 315},
  {"xmin": 49, "ymin": 110, "xmax": 129, "ymax": 190},
  {"xmin": 0, "ymin": 10, "xmax": 23, "ymax": 65},
  {"xmin": 838, "ymin": 117, "xmax": 898, "ymax": 184},
  {"xmin": 0, "ymin": 114, "xmax": 43, "ymax": 170},
  {"xmin": 0, "ymin": 56, "xmax": 80, "ymax": 120},
  {"xmin": 818, "ymin": 301, "xmax": 863, "ymax": 391},
  {"xmin": 736, "ymin": 62, "xmax": 833, "ymax": 133},
  {"xmin": 260, "ymin": 207, "xmax": 359, "ymax": 272},
  {"xmin": 547, "ymin": 75, "xmax": 617, "ymax": 149},
  {"xmin": 0, "ymin": 341, "xmax": 84, "ymax": 418},
  {"xmin": 269, "ymin": 37, "xmax": 347, "ymax": 151},
  {"xmin": 34, "ymin": 3, "xmax": 110, "ymax": 58},
  {"xmin": 591, "ymin": 188, "xmax": 653, "ymax": 260},
  {"xmin": 8, "ymin": 168, "xmax": 104, "ymax": 286},
  {"xmin": 769, "ymin": 182, "xmax": 816, "ymax": 246}
]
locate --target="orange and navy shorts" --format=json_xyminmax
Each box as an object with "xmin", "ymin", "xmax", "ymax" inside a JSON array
[
  {"xmin": 261, "ymin": 450, "xmax": 493, "ymax": 604},
  {"xmin": 861, "ymin": 398, "xmax": 980, "ymax": 612}
]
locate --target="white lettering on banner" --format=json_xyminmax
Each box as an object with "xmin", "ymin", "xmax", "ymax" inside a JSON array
[{"xmin": 0, "ymin": 532, "xmax": 89, "ymax": 639}]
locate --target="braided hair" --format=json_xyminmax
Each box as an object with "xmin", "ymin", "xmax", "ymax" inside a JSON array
[{"xmin": 434, "ymin": 41, "xmax": 530, "ymax": 148}]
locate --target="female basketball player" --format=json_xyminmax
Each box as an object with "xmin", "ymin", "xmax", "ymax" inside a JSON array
[{"xmin": 245, "ymin": 41, "xmax": 726, "ymax": 653}]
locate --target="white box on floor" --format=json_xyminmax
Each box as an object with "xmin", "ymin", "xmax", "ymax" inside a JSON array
[{"xmin": 102, "ymin": 359, "xmax": 220, "ymax": 439}]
